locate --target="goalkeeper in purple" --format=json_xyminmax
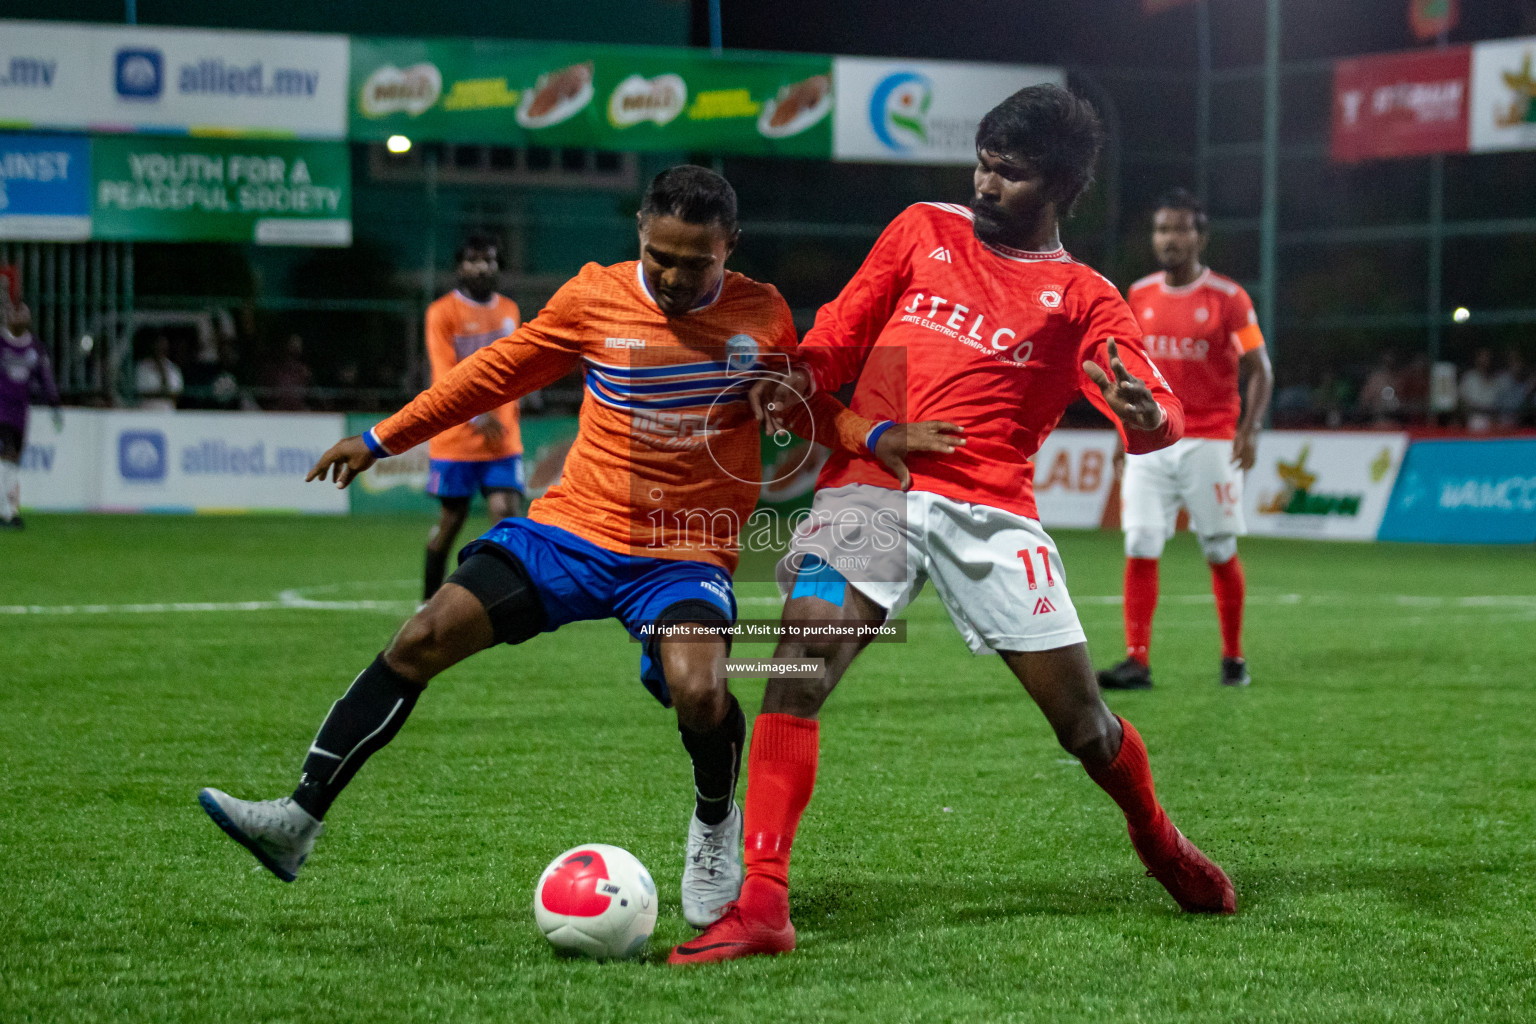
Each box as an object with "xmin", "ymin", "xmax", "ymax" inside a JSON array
[{"xmin": 1, "ymin": 302, "xmax": 62, "ymax": 530}]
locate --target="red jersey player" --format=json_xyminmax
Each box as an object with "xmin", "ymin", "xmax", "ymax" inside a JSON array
[
  {"xmin": 1097, "ymin": 189, "xmax": 1274, "ymax": 691},
  {"xmin": 673, "ymin": 87, "xmax": 1236, "ymax": 966},
  {"xmin": 420, "ymin": 235, "xmax": 525, "ymax": 601},
  {"xmin": 195, "ymin": 167, "xmax": 915, "ymax": 929}
]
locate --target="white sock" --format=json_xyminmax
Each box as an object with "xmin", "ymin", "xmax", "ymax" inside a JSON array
[{"xmin": 0, "ymin": 460, "xmax": 18, "ymax": 520}]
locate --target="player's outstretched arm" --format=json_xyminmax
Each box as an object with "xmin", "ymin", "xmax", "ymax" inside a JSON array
[{"xmin": 306, "ymin": 435, "xmax": 375, "ymax": 489}]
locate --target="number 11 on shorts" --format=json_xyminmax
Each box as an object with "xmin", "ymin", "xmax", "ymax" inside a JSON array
[{"xmin": 1017, "ymin": 547, "xmax": 1055, "ymax": 590}]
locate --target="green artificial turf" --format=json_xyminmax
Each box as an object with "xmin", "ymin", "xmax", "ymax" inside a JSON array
[{"xmin": 2, "ymin": 515, "xmax": 1533, "ymax": 1022}]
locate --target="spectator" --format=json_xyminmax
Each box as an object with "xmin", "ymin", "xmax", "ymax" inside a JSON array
[
  {"xmin": 1397, "ymin": 353, "xmax": 1431, "ymax": 423},
  {"xmin": 135, "ymin": 333, "xmax": 183, "ymax": 411},
  {"xmin": 1272, "ymin": 370, "xmax": 1315, "ymax": 428},
  {"xmin": 1458, "ymin": 347, "xmax": 1499, "ymax": 432},
  {"xmin": 1357, "ymin": 351, "xmax": 1402, "ymax": 425},
  {"xmin": 268, "ymin": 333, "xmax": 313, "ymax": 411},
  {"xmin": 1315, "ymin": 369, "xmax": 1354, "ymax": 429},
  {"xmin": 1492, "ymin": 348, "xmax": 1531, "ymax": 428}
]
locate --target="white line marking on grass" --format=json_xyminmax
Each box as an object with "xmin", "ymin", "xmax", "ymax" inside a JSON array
[{"xmin": 5, "ymin": 589, "xmax": 1534, "ymax": 617}]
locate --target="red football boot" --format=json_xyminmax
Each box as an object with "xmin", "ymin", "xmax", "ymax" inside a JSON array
[
  {"xmin": 1130, "ymin": 825, "xmax": 1237, "ymax": 914},
  {"xmin": 667, "ymin": 902, "xmax": 796, "ymax": 965}
]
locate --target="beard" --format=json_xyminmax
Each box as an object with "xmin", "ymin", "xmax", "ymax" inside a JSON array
[
  {"xmin": 460, "ymin": 273, "xmax": 496, "ymax": 299},
  {"xmin": 969, "ymin": 195, "xmax": 1032, "ymax": 248}
]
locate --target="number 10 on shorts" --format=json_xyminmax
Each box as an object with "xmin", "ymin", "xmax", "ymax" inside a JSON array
[{"xmin": 1017, "ymin": 547, "xmax": 1056, "ymax": 590}]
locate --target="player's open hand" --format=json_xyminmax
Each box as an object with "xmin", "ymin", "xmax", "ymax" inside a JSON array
[
  {"xmin": 306, "ymin": 435, "xmax": 376, "ymax": 489},
  {"xmin": 874, "ymin": 420, "xmax": 965, "ymax": 491},
  {"xmin": 749, "ymin": 365, "xmax": 813, "ymax": 436},
  {"xmin": 1083, "ymin": 338, "xmax": 1164, "ymax": 433},
  {"xmin": 1232, "ymin": 428, "xmax": 1258, "ymax": 471}
]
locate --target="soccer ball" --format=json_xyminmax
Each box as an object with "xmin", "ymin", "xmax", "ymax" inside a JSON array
[{"xmin": 533, "ymin": 844, "xmax": 657, "ymax": 960}]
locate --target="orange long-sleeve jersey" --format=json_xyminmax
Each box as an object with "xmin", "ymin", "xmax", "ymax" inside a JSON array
[
  {"xmin": 369, "ymin": 261, "xmax": 875, "ymax": 572},
  {"xmin": 425, "ymin": 290, "xmax": 523, "ymax": 461}
]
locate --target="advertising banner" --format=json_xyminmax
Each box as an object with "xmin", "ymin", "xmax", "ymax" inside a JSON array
[
  {"xmin": 831, "ymin": 57, "xmax": 1062, "ymax": 165},
  {"xmin": 15, "ymin": 407, "xmax": 104, "ymax": 511},
  {"xmin": 1469, "ymin": 35, "xmax": 1536, "ymax": 153},
  {"xmin": 1378, "ymin": 438, "xmax": 1536, "ymax": 544},
  {"xmin": 350, "ymin": 38, "xmax": 833, "ymax": 157},
  {"xmin": 97, "ymin": 411, "xmax": 346, "ymax": 513},
  {"xmin": 1244, "ymin": 431, "xmax": 1409, "ymax": 540},
  {"xmin": 0, "ymin": 22, "xmax": 96, "ymax": 133},
  {"xmin": 0, "ymin": 20, "xmax": 348, "ymax": 139},
  {"xmin": 1331, "ymin": 46, "xmax": 1470, "ymax": 162},
  {"xmin": 0, "ymin": 133, "xmax": 91, "ymax": 240},
  {"xmin": 346, "ymin": 413, "xmax": 579, "ymax": 515},
  {"xmin": 90, "ymin": 135, "xmax": 351, "ymax": 246},
  {"xmin": 1033, "ymin": 429, "xmax": 1117, "ymax": 530}
]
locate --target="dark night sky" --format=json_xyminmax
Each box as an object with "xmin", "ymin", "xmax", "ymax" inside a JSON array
[{"xmin": 699, "ymin": 0, "xmax": 1536, "ymax": 69}]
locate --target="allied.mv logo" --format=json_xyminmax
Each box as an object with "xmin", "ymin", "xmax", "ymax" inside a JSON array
[{"xmin": 115, "ymin": 49, "xmax": 163, "ymax": 100}]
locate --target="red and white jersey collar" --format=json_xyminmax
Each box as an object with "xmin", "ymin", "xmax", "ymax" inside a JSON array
[
  {"xmin": 923, "ymin": 201, "xmax": 1068, "ymax": 262},
  {"xmin": 1156, "ymin": 267, "xmax": 1212, "ymax": 295}
]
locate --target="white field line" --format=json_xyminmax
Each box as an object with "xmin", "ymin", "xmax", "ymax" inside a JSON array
[{"xmin": 3, "ymin": 590, "xmax": 1535, "ymax": 616}]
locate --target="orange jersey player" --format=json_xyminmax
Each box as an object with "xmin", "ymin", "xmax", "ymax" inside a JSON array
[
  {"xmin": 1099, "ymin": 188, "xmax": 1274, "ymax": 692},
  {"xmin": 419, "ymin": 235, "xmax": 526, "ymax": 600},
  {"xmin": 196, "ymin": 167, "xmax": 929, "ymax": 931}
]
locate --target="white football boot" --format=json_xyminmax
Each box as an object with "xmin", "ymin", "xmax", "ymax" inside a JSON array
[
  {"xmin": 198, "ymin": 788, "xmax": 324, "ymax": 882},
  {"xmin": 681, "ymin": 803, "xmax": 743, "ymax": 929}
]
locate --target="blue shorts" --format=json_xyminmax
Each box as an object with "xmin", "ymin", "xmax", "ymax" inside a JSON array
[
  {"xmin": 427, "ymin": 455, "xmax": 525, "ymax": 499},
  {"xmin": 461, "ymin": 518, "xmax": 736, "ymax": 707}
]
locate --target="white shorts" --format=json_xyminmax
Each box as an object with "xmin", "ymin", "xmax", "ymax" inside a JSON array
[
  {"xmin": 1121, "ymin": 437, "xmax": 1247, "ymax": 538},
  {"xmin": 778, "ymin": 484, "xmax": 1087, "ymax": 655}
]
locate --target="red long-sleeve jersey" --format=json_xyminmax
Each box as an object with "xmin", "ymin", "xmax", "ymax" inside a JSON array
[{"xmin": 801, "ymin": 202, "xmax": 1184, "ymax": 519}]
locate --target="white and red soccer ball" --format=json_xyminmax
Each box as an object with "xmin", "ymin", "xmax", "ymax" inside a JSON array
[{"xmin": 533, "ymin": 844, "xmax": 657, "ymax": 960}]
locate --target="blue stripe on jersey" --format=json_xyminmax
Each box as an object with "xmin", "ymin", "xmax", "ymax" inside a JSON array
[
  {"xmin": 589, "ymin": 372, "xmax": 746, "ymax": 397},
  {"xmin": 585, "ymin": 371, "xmax": 751, "ymax": 411},
  {"xmin": 584, "ymin": 357, "xmax": 732, "ymax": 379}
]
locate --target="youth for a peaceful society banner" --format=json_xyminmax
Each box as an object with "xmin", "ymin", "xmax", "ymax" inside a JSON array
[
  {"xmin": 90, "ymin": 135, "xmax": 350, "ymax": 245},
  {"xmin": 351, "ymin": 37, "xmax": 834, "ymax": 158}
]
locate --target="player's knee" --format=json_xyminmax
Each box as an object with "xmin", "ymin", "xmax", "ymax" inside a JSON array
[
  {"xmin": 388, "ymin": 607, "xmax": 474, "ymax": 681},
  {"xmin": 1199, "ymin": 533, "xmax": 1238, "ymax": 564},
  {"xmin": 1125, "ymin": 528, "xmax": 1165, "ymax": 560},
  {"xmin": 762, "ymin": 674, "xmax": 834, "ymax": 717},
  {"xmin": 1058, "ymin": 707, "xmax": 1119, "ymax": 766}
]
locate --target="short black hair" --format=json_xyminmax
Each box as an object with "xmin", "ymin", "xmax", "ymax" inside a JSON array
[
  {"xmin": 976, "ymin": 84, "xmax": 1105, "ymax": 218},
  {"xmin": 639, "ymin": 165, "xmax": 739, "ymax": 235},
  {"xmin": 456, "ymin": 233, "xmax": 501, "ymax": 267},
  {"xmin": 1154, "ymin": 188, "xmax": 1209, "ymax": 232}
]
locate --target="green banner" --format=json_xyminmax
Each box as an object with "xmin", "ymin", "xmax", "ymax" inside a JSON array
[
  {"xmin": 91, "ymin": 135, "xmax": 352, "ymax": 246},
  {"xmin": 346, "ymin": 413, "xmax": 581, "ymax": 515},
  {"xmin": 351, "ymin": 37, "xmax": 833, "ymax": 158}
]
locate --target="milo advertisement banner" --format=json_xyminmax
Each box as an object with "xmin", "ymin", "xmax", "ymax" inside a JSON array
[
  {"xmin": 90, "ymin": 135, "xmax": 351, "ymax": 245},
  {"xmin": 351, "ymin": 37, "xmax": 833, "ymax": 157},
  {"xmin": 347, "ymin": 413, "xmax": 579, "ymax": 515}
]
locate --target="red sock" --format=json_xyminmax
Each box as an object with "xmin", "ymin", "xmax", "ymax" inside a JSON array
[
  {"xmin": 1082, "ymin": 717, "xmax": 1176, "ymax": 858},
  {"xmin": 1209, "ymin": 555, "xmax": 1245, "ymax": 659},
  {"xmin": 1123, "ymin": 557, "xmax": 1159, "ymax": 666},
  {"xmin": 738, "ymin": 713, "xmax": 819, "ymax": 928}
]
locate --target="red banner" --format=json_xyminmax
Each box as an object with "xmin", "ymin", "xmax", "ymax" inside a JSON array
[{"xmin": 1331, "ymin": 46, "xmax": 1471, "ymax": 162}]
